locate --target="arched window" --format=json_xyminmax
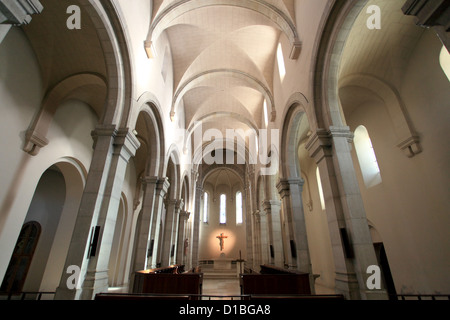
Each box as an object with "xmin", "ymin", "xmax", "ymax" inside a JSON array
[
  {"xmin": 236, "ymin": 191, "xmax": 243, "ymax": 225},
  {"xmin": 439, "ymin": 45, "xmax": 450, "ymax": 82},
  {"xmin": 263, "ymin": 99, "xmax": 269, "ymax": 127},
  {"xmin": 203, "ymin": 192, "xmax": 209, "ymax": 223},
  {"xmin": 219, "ymin": 194, "xmax": 226, "ymax": 224},
  {"xmin": 316, "ymin": 167, "xmax": 326, "ymax": 210},
  {"xmin": 354, "ymin": 125, "xmax": 382, "ymax": 188},
  {"xmin": 277, "ymin": 43, "xmax": 286, "ymax": 81}
]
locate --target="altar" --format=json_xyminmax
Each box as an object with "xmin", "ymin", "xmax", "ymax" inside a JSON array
[{"xmin": 213, "ymin": 258, "xmax": 233, "ymax": 270}]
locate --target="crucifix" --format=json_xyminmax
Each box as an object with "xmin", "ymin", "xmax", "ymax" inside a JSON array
[{"xmin": 216, "ymin": 233, "xmax": 228, "ymax": 251}]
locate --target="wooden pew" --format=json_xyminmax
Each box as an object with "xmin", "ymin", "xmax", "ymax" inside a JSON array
[
  {"xmin": 132, "ymin": 265, "xmax": 203, "ymax": 300},
  {"xmin": 259, "ymin": 264, "xmax": 303, "ymax": 275},
  {"xmin": 240, "ymin": 273, "xmax": 311, "ymax": 295},
  {"xmin": 95, "ymin": 293, "xmax": 191, "ymax": 300}
]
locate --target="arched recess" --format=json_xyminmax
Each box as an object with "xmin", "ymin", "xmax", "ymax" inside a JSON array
[
  {"xmin": 23, "ymin": 73, "xmax": 107, "ymax": 156},
  {"xmin": 129, "ymin": 93, "xmax": 166, "ymax": 178},
  {"xmin": 279, "ymin": 95, "xmax": 311, "ymax": 179},
  {"xmin": 339, "ymin": 74, "xmax": 421, "ymax": 157},
  {"xmin": 2, "ymin": 158, "xmax": 86, "ymax": 294}
]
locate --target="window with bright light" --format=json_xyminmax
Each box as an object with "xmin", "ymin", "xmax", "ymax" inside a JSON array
[
  {"xmin": 220, "ymin": 194, "xmax": 226, "ymax": 224},
  {"xmin": 277, "ymin": 43, "xmax": 286, "ymax": 81},
  {"xmin": 263, "ymin": 99, "xmax": 269, "ymax": 127},
  {"xmin": 316, "ymin": 167, "xmax": 326, "ymax": 210},
  {"xmin": 354, "ymin": 125, "xmax": 382, "ymax": 188},
  {"xmin": 236, "ymin": 191, "xmax": 243, "ymax": 224},
  {"xmin": 203, "ymin": 192, "xmax": 209, "ymax": 223},
  {"xmin": 439, "ymin": 45, "xmax": 450, "ymax": 82}
]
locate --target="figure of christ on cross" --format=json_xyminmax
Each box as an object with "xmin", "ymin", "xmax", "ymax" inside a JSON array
[{"xmin": 216, "ymin": 233, "xmax": 228, "ymax": 251}]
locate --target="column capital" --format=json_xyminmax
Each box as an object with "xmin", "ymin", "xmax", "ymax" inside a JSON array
[
  {"xmin": 0, "ymin": 0, "xmax": 43, "ymax": 25},
  {"xmin": 180, "ymin": 210, "xmax": 190, "ymax": 220},
  {"xmin": 276, "ymin": 178, "xmax": 304, "ymax": 198},
  {"xmin": 306, "ymin": 127, "xmax": 353, "ymax": 163},
  {"xmin": 114, "ymin": 128, "xmax": 141, "ymax": 160},
  {"xmin": 141, "ymin": 176, "xmax": 160, "ymax": 185},
  {"xmin": 156, "ymin": 177, "xmax": 170, "ymax": 196}
]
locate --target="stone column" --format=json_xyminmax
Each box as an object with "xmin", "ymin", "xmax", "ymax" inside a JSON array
[
  {"xmin": 244, "ymin": 182, "xmax": 254, "ymax": 269},
  {"xmin": 148, "ymin": 178, "xmax": 170, "ymax": 269},
  {"xmin": 306, "ymin": 127, "xmax": 388, "ymax": 300},
  {"xmin": 133, "ymin": 176, "xmax": 159, "ymax": 272},
  {"xmin": 277, "ymin": 178, "xmax": 314, "ymax": 293},
  {"xmin": 54, "ymin": 126, "xmax": 140, "ymax": 300},
  {"xmin": 263, "ymin": 200, "xmax": 283, "ymax": 267},
  {"xmin": 176, "ymin": 211, "xmax": 190, "ymax": 265},
  {"xmin": 191, "ymin": 183, "xmax": 202, "ymax": 267},
  {"xmin": 259, "ymin": 209, "xmax": 269, "ymax": 265},
  {"xmin": 161, "ymin": 199, "xmax": 183, "ymax": 266},
  {"xmin": 252, "ymin": 210, "xmax": 262, "ymax": 268}
]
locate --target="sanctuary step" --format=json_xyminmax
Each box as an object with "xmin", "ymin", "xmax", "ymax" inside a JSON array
[{"xmin": 201, "ymin": 264, "xmax": 238, "ymax": 279}]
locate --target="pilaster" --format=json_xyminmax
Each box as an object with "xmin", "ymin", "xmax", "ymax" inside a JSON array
[
  {"xmin": 148, "ymin": 177, "xmax": 170, "ymax": 268},
  {"xmin": 306, "ymin": 127, "xmax": 388, "ymax": 300}
]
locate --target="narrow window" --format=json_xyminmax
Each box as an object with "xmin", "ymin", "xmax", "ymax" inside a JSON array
[
  {"xmin": 203, "ymin": 192, "xmax": 208, "ymax": 223},
  {"xmin": 236, "ymin": 191, "xmax": 243, "ymax": 225},
  {"xmin": 277, "ymin": 43, "xmax": 286, "ymax": 81},
  {"xmin": 220, "ymin": 194, "xmax": 226, "ymax": 224},
  {"xmin": 263, "ymin": 99, "xmax": 269, "ymax": 127},
  {"xmin": 439, "ymin": 45, "xmax": 450, "ymax": 82},
  {"xmin": 354, "ymin": 125, "xmax": 382, "ymax": 188},
  {"xmin": 316, "ymin": 167, "xmax": 326, "ymax": 210}
]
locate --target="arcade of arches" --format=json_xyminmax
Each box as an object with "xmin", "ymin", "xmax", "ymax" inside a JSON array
[{"xmin": 0, "ymin": 0, "xmax": 449, "ymax": 300}]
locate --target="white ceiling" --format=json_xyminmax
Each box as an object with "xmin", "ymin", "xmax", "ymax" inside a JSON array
[{"xmin": 150, "ymin": 0, "xmax": 298, "ymax": 141}]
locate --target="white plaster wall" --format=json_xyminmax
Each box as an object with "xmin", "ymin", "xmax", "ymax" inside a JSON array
[
  {"xmin": 22, "ymin": 169, "xmax": 66, "ymax": 292},
  {"xmin": 0, "ymin": 25, "xmax": 98, "ymax": 286},
  {"xmin": 199, "ymin": 184, "xmax": 247, "ymax": 261},
  {"xmin": 298, "ymin": 143, "xmax": 335, "ymax": 293},
  {"xmin": 345, "ymin": 30, "xmax": 450, "ymax": 294}
]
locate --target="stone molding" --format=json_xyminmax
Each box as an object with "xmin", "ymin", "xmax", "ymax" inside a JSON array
[{"xmin": 0, "ymin": 0, "xmax": 43, "ymax": 25}]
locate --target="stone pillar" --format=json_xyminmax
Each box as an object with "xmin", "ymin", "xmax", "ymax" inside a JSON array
[
  {"xmin": 259, "ymin": 209, "xmax": 269, "ymax": 265},
  {"xmin": 263, "ymin": 200, "xmax": 283, "ymax": 267},
  {"xmin": 191, "ymin": 183, "xmax": 202, "ymax": 267},
  {"xmin": 252, "ymin": 210, "xmax": 262, "ymax": 268},
  {"xmin": 244, "ymin": 182, "xmax": 254, "ymax": 270},
  {"xmin": 54, "ymin": 126, "xmax": 140, "ymax": 300},
  {"xmin": 306, "ymin": 127, "xmax": 388, "ymax": 300},
  {"xmin": 277, "ymin": 178, "xmax": 314, "ymax": 293},
  {"xmin": 133, "ymin": 176, "xmax": 159, "ymax": 272},
  {"xmin": 148, "ymin": 178, "xmax": 170, "ymax": 269},
  {"xmin": 176, "ymin": 211, "xmax": 190, "ymax": 265},
  {"xmin": 161, "ymin": 199, "xmax": 183, "ymax": 266}
]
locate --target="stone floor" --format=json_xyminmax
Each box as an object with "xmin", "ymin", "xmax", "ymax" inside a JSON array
[{"xmin": 200, "ymin": 264, "xmax": 241, "ymax": 300}]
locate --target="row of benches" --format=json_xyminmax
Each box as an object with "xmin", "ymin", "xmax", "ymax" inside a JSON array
[{"xmin": 95, "ymin": 264, "xmax": 344, "ymax": 300}]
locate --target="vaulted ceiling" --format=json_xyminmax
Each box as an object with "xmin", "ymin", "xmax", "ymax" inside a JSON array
[{"xmin": 149, "ymin": 0, "xmax": 299, "ymax": 148}]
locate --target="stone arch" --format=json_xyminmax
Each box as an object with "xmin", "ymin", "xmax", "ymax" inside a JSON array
[
  {"xmin": 146, "ymin": 0, "xmax": 301, "ymax": 59},
  {"xmin": 79, "ymin": 0, "xmax": 134, "ymax": 128},
  {"xmin": 339, "ymin": 74, "xmax": 421, "ymax": 157},
  {"xmin": 130, "ymin": 95, "xmax": 166, "ymax": 178},
  {"xmin": 310, "ymin": 0, "xmax": 369, "ymax": 129},
  {"xmin": 279, "ymin": 94, "xmax": 311, "ymax": 179},
  {"xmin": 23, "ymin": 73, "xmax": 107, "ymax": 156},
  {"xmin": 173, "ymin": 69, "xmax": 276, "ymax": 122}
]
